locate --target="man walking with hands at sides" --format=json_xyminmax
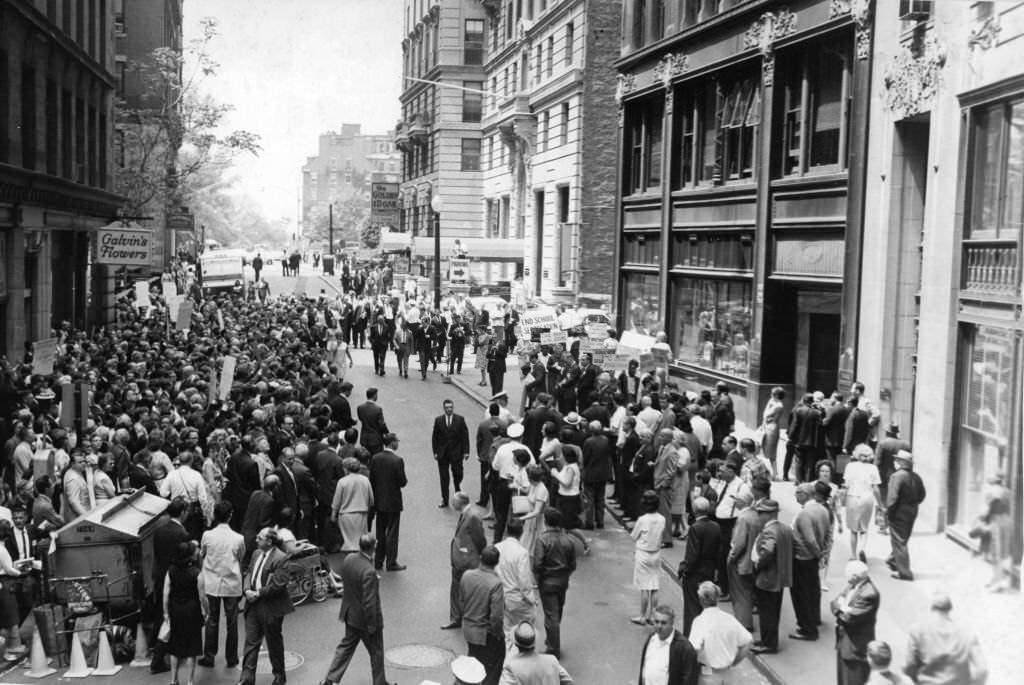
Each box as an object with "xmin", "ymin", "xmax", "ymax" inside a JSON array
[
  {"xmin": 637, "ymin": 604, "xmax": 699, "ymax": 685},
  {"xmin": 433, "ymin": 399, "xmax": 471, "ymax": 508},
  {"xmin": 885, "ymin": 450, "xmax": 926, "ymax": 581},
  {"xmin": 319, "ymin": 534, "xmax": 395, "ymax": 685},
  {"xmin": 239, "ymin": 528, "xmax": 293, "ymax": 685},
  {"xmin": 532, "ymin": 508, "xmax": 577, "ymax": 659},
  {"xmin": 443, "ymin": 493, "xmax": 488, "ymax": 630},
  {"xmin": 369, "ymin": 433, "xmax": 408, "ymax": 572},
  {"xmin": 199, "ymin": 501, "xmax": 245, "ymax": 669},
  {"xmin": 460, "ymin": 546, "xmax": 505, "ymax": 685},
  {"xmin": 358, "ymin": 388, "xmax": 389, "ymax": 457}
]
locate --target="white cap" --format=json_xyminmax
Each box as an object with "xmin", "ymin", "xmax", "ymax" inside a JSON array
[
  {"xmin": 451, "ymin": 655, "xmax": 486, "ymax": 684},
  {"xmin": 506, "ymin": 422, "xmax": 524, "ymax": 439}
]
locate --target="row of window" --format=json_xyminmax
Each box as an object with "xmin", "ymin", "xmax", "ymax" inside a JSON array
[
  {"xmin": 496, "ymin": 0, "xmax": 554, "ymax": 49},
  {"xmin": 625, "ymin": 1, "xmax": 765, "ymax": 53},
  {"xmin": 625, "ymin": 35, "xmax": 852, "ymax": 195},
  {"xmin": 0, "ymin": 51, "xmax": 109, "ymax": 189},
  {"xmin": 487, "ymin": 22, "xmax": 574, "ymax": 107},
  {"xmin": 44, "ymin": 0, "xmax": 109, "ymax": 61}
]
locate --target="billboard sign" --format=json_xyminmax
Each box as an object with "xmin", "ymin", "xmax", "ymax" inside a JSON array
[
  {"xmin": 95, "ymin": 227, "xmax": 154, "ymax": 266},
  {"xmin": 370, "ymin": 182, "xmax": 400, "ymax": 227}
]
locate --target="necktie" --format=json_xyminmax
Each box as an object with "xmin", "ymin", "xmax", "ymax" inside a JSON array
[
  {"xmin": 251, "ymin": 552, "xmax": 267, "ymax": 591},
  {"xmin": 447, "ymin": 416, "xmax": 451, "ymax": 429},
  {"xmin": 19, "ymin": 530, "xmax": 28, "ymax": 559}
]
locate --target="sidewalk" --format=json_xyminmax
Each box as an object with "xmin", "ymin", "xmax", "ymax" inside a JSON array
[{"xmin": 449, "ymin": 368, "xmax": 1022, "ymax": 685}]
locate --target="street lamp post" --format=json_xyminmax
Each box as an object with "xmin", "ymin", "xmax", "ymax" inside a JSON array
[{"xmin": 430, "ymin": 193, "xmax": 444, "ymax": 310}]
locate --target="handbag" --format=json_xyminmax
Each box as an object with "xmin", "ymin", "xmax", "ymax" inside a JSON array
[
  {"xmin": 158, "ymin": 618, "xmax": 171, "ymax": 643},
  {"xmin": 511, "ymin": 494, "xmax": 531, "ymax": 515}
]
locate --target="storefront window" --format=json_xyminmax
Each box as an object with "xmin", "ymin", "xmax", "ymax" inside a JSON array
[
  {"xmin": 954, "ymin": 324, "xmax": 1019, "ymax": 528},
  {"xmin": 670, "ymin": 277, "xmax": 753, "ymax": 378},
  {"xmin": 622, "ymin": 272, "xmax": 661, "ymax": 335}
]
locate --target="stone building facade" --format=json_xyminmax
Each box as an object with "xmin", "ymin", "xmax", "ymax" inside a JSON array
[{"xmin": 0, "ymin": 0, "xmax": 121, "ymax": 355}]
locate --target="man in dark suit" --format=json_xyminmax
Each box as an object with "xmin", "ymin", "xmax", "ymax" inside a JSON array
[
  {"xmin": 274, "ymin": 447, "xmax": 315, "ymax": 540},
  {"xmin": 311, "ymin": 433, "xmax": 344, "ymax": 550},
  {"xmin": 521, "ymin": 393, "xmax": 560, "ymax": 457},
  {"xmin": 521, "ymin": 352, "xmax": 547, "ymax": 411},
  {"xmin": 224, "ymin": 435, "xmax": 261, "ymax": 532},
  {"xmin": 442, "ymin": 493, "xmax": 487, "ymax": 630},
  {"xmin": 822, "ymin": 392, "xmax": 850, "ymax": 468},
  {"xmin": 242, "ymin": 475, "xmax": 280, "ymax": 566},
  {"xmin": 319, "ymin": 533, "xmax": 392, "ymax": 685},
  {"xmin": 751, "ymin": 499, "xmax": 793, "ymax": 654},
  {"xmin": 580, "ymin": 420, "xmax": 614, "ymax": 529},
  {"xmin": 787, "ymin": 393, "xmax": 823, "ymax": 483},
  {"xmin": 727, "ymin": 485, "xmax": 766, "ymax": 633},
  {"xmin": 239, "ymin": 528, "xmax": 294, "ymax": 685},
  {"xmin": 326, "ymin": 381, "xmax": 356, "ymax": 430},
  {"xmin": 677, "ymin": 497, "xmax": 720, "ymax": 636},
  {"xmin": 369, "ymin": 315, "xmax": 390, "ymax": 375},
  {"xmin": 459, "ymin": 546, "xmax": 505, "ymax": 685},
  {"xmin": 6, "ymin": 507, "xmax": 39, "ymax": 624},
  {"xmin": 829, "ymin": 560, "xmax": 879, "ymax": 685},
  {"xmin": 358, "ymin": 387, "xmax": 389, "ymax": 456},
  {"xmin": 151, "ymin": 497, "xmax": 190, "ymax": 674},
  {"xmin": 885, "ymin": 451, "xmax": 926, "ymax": 581},
  {"xmin": 368, "ymin": 433, "xmax": 407, "ymax": 571},
  {"xmin": 432, "ymin": 399, "xmax": 471, "ymax": 507},
  {"xmin": 637, "ymin": 605, "xmax": 699, "ymax": 685},
  {"xmin": 874, "ymin": 423, "xmax": 910, "ymax": 532},
  {"xmin": 709, "ymin": 381, "xmax": 735, "ymax": 460}
]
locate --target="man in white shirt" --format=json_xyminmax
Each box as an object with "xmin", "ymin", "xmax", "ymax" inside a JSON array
[
  {"xmin": 636, "ymin": 396, "xmax": 662, "ymax": 435},
  {"xmin": 493, "ymin": 517, "xmax": 537, "ymax": 648},
  {"xmin": 688, "ymin": 406, "xmax": 714, "ymax": 456},
  {"xmin": 490, "ymin": 423, "xmax": 533, "ymax": 544},
  {"xmin": 160, "ymin": 451, "xmax": 211, "ymax": 537},
  {"xmin": 199, "ymin": 501, "xmax": 245, "ymax": 669},
  {"xmin": 688, "ymin": 581, "xmax": 753, "ymax": 684},
  {"xmin": 638, "ymin": 605, "xmax": 699, "ymax": 685}
]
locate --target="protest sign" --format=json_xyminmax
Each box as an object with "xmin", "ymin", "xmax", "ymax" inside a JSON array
[
  {"xmin": 176, "ymin": 301, "xmax": 193, "ymax": 331},
  {"xmin": 31, "ymin": 338, "xmax": 58, "ymax": 376},
  {"xmin": 651, "ymin": 346, "xmax": 671, "ymax": 365},
  {"xmin": 619, "ymin": 330, "xmax": 656, "ymax": 351},
  {"xmin": 584, "ymin": 323, "xmax": 608, "ymax": 340},
  {"xmin": 539, "ymin": 329, "xmax": 568, "ymax": 344},
  {"xmin": 135, "ymin": 281, "xmax": 152, "ymax": 309},
  {"xmin": 218, "ymin": 356, "xmax": 237, "ymax": 401},
  {"xmin": 165, "ymin": 294, "xmax": 183, "ymax": 322},
  {"xmin": 519, "ymin": 309, "xmax": 558, "ymax": 329}
]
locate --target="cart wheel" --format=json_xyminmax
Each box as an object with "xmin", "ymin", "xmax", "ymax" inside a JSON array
[
  {"xmin": 311, "ymin": 570, "xmax": 329, "ymax": 603},
  {"xmin": 288, "ymin": 572, "xmax": 309, "ymax": 606}
]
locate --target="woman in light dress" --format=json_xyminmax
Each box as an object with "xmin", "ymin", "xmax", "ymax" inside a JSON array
[
  {"xmin": 201, "ymin": 429, "xmax": 228, "ymax": 503},
  {"xmin": 760, "ymin": 386, "xmax": 785, "ymax": 479},
  {"xmin": 325, "ymin": 329, "xmax": 353, "ymax": 379},
  {"xmin": 629, "ymin": 491, "xmax": 665, "ymax": 625},
  {"xmin": 841, "ymin": 443, "xmax": 881, "ymax": 561},
  {"xmin": 332, "ymin": 458, "xmax": 374, "ymax": 553},
  {"xmin": 516, "ymin": 465, "xmax": 549, "ymax": 558}
]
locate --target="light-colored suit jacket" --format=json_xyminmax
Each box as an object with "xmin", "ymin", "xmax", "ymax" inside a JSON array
[{"xmin": 500, "ymin": 651, "xmax": 574, "ymax": 685}]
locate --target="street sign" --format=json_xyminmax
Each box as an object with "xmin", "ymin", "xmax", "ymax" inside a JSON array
[
  {"xmin": 166, "ymin": 213, "xmax": 195, "ymax": 231},
  {"xmin": 450, "ymin": 258, "xmax": 470, "ymax": 285}
]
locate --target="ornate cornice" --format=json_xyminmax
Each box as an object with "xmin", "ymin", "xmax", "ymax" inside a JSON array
[
  {"xmin": 652, "ymin": 52, "xmax": 689, "ymax": 89},
  {"xmin": 615, "ymin": 73, "xmax": 637, "ymax": 104},
  {"xmin": 830, "ymin": 0, "xmax": 873, "ymax": 60},
  {"xmin": 968, "ymin": 14, "xmax": 1002, "ymax": 51},
  {"xmin": 883, "ymin": 35, "xmax": 947, "ymax": 121},
  {"xmin": 742, "ymin": 9, "xmax": 797, "ymax": 86}
]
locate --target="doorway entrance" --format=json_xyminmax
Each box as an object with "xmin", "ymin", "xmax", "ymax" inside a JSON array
[{"xmin": 807, "ymin": 313, "xmax": 840, "ymax": 395}]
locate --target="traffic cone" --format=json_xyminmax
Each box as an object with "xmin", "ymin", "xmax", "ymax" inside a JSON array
[
  {"xmin": 92, "ymin": 630, "xmax": 121, "ymax": 676},
  {"xmin": 129, "ymin": 622, "xmax": 150, "ymax": 667},
  {"xmin": 62, "ymin": 632, "xmax": 93, "ymax": 678},
  {"xmin": 24, "ymin": 627, "xmax": 55, "ymax": 678}
]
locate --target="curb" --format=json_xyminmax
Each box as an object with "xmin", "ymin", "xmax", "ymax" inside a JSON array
[{"xmin": 447, "ymin": 374, "xmax": 786, "ymax": 685}]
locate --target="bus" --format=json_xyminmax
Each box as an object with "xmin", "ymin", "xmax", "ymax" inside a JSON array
[{"xmin": 199, "ymin": 251, "xmax": 245, "ymax": 291}]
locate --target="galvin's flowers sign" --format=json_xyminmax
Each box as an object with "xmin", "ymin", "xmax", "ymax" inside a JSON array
[{"xmin": 95, "ymin": 226, "xmax": 153, "ymax": 266}]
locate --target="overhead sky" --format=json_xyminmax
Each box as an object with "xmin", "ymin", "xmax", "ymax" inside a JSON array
[{"xmin": 183, "ymin": 0, "xmax": 403, "ymax": 228}]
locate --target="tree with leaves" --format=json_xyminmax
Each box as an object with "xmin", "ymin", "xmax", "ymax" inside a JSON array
[
  {"xmin": 305, "ymin": 178, "xmax": 370, "ymax": 249},
  {"xmin": 115, "ymin": 18, "xmax": 261, "ymax": 245}
]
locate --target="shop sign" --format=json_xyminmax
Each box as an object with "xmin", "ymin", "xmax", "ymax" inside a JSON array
[{"xmin": 96, "ymin": 228, "xmax": 154, "ymax": 266}]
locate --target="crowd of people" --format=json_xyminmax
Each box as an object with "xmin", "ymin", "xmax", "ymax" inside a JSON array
[{"xmin": 0, "ymin": 260, "xmax": 999, "ymax": 685}]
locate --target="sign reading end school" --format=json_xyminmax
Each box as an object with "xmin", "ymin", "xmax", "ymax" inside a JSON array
[{"xmin": 95, "ymin": 228, "xmax": 154, "ymax": 266}]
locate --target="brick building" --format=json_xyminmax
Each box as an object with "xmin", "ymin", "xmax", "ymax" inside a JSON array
[
  {"xmin": 301, "ymin": 123, "xmax": 400, "ymax": 242},
  {"xmin": 0, "ymin": 0, "xmax": 122, "ymax": 355},
  {"xmin": 479, "ymin": 0, "xmax": 620, "ymax": 304}
]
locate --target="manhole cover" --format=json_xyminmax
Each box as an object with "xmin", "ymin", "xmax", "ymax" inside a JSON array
[
  {"xmin": 386, "ymin": 643, "xmax": 455, "ymax": 670},
  {"xmin": 256, "ymin": 648, "xmax": 304, "ymax": 673}
]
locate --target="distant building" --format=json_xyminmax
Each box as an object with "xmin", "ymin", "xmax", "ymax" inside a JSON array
[
  {"xmin": 0, "ymin": 0, "xmax": 121, "ymax": 354},
  {"xmin": 300, "ymin": 123, "xmax": 399, "ymax": 243},
  {"xmin": 396, "ymin": 0, "xmax": 523, "ymax": 287},
  {"xmin": 479, "ymin": 0, "xmax": 620, "ymax": 305}
]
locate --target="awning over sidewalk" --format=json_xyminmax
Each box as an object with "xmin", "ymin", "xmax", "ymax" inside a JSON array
[
  {"xmin": 379, "ymin": 230, "xmax": 412, "ymax": 251},
  {"xmin": 411, "ymin": 236, "xmax": 524, "ymax": 261}
]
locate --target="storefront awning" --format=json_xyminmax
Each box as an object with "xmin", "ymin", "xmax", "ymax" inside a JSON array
[{"xmin": 411, "ymin": 236, "xmax": 524, "ymax": 261}]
